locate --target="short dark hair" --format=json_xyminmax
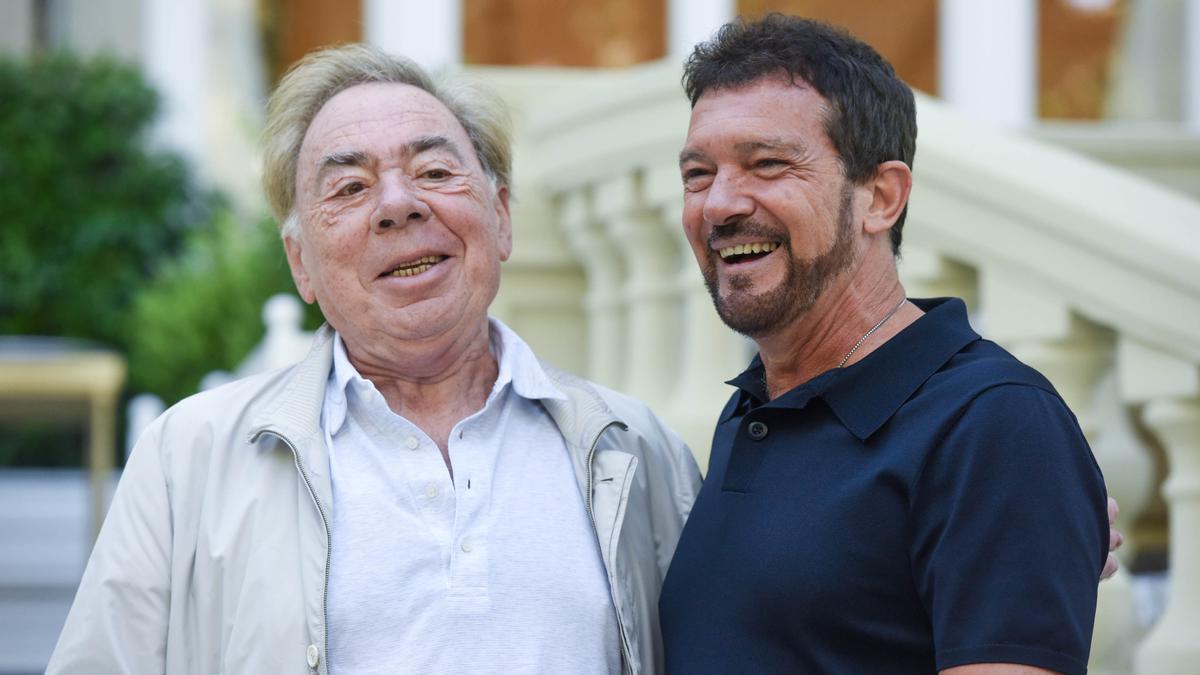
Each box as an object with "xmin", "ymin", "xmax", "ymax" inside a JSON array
[{"xmin": 683, "ymin": 14, "xmax": 917, "ymax": 253}]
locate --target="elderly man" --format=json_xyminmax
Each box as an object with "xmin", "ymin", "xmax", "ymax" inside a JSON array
[
  {"xmin": 659, "ymin": 15, "xmax": 1110, "ymax": 675},
  {"xmin": 48, "ymin": 44, "xmax": 699, "ymax": 674}
]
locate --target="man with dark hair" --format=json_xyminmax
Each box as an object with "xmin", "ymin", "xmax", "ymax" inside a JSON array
[{"xmin": 659, "ymin": 15, "xmax": 1109, "ymax": 674}]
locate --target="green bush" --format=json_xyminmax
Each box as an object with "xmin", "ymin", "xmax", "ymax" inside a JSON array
[
  {"xmin": 127, "ymin": 214, "xmax": 324, "ymax": 405},
  {"xmin": 0, "ymin": 52, "xmax": 212, "ymax": 347},
  {"xmin": 0, "ymin": 52, "xmax": 218, "ymax": 466}
]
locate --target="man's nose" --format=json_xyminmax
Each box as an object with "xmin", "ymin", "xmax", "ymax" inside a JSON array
[
  {"xmin": 702, "ymin": 172, "xmax": 754, "ymax": 227},
  {"xmin": 372, "ymin": 176, "xmax": 431, "ymax": 232}
]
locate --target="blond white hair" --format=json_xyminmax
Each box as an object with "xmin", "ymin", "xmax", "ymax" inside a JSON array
[{"xmin": 262, "ymin": 44, "xmax": 512, "ymax": 238}]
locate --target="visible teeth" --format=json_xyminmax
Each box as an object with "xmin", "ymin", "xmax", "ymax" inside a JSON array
[
  {"xmin": 391, "ymin": 264, "xmax": 433, "ymax": 277},
  {"xmin": 388, "ymin": 255, "xmax": 445, "ymax": 277},
  {"xmin": 718, "ymin": 242, "xmax": 778, "ymax": 259}
]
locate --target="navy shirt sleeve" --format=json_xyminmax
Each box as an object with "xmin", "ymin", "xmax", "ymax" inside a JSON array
[{"xmin": 908, "ymin": 383, "xmax": 1108, "ymax": 674}]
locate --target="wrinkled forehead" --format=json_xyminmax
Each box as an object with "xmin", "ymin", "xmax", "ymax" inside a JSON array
[{"xmin": 297, "ymin": 82, "xmax": 476, "ymax": 179}]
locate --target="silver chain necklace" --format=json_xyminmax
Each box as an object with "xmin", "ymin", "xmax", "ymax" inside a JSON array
[{"xmin": 837, "ymin": 296, "xmax": 907, "ymax": 368}]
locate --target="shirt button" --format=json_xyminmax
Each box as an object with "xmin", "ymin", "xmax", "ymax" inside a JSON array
[
  {"xmin": 747, "ymin": 421, "xmax": 769, "ymax": 440},
  {"xmin": 424, "ymin": 482, "xmax": 439, "ymax": 499},
  {"xmin": 306, "ymin": 644, "xmax": 320, "ymax": 667},
  {"xmin": 460, "ymin": 538, "xmax": 473, "ymax": 553},
  {"xmin": 405, "ymin": 436, "xmax": 419, "ymax": 450}
]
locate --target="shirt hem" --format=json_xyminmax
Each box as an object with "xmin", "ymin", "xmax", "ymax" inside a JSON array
[{"xmin": 937, "ymin": 643, "xmax": 1088, "ymax": 675}]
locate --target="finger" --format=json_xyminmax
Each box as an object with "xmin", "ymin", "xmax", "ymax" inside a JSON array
[
  {"xmin": 1101, "ymin": 553, "xmax": 1119, "ymax": 580},
  {"xmin": 1110, "ymin": 527, "xmax": 1124, "ymax": 552},
  {"xmin": 1108, "ymin": 497, "xmax": 1119, "ymax": 524}
]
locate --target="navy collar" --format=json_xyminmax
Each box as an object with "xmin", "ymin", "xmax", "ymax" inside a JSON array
[{"xmin": 724, "ymin": 298, "xmax": 980, "ymax": 439}]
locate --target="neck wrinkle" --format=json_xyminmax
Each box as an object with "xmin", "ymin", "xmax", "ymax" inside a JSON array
[{"xmin": 343, "ymin": 317, "xmax": 499, "ymax": 420}]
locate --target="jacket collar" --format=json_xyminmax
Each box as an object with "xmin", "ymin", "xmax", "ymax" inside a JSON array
[
  {"xmin": 724, "ymin": 297, "xmax": 980, "ymax": 440},
  {"xmin": 248, "ymin": 323, "xmax": 335, "ymax": 448},
  {"xmin": 538, "ymin": 365, "xmax": 627, "ymax": 452}
]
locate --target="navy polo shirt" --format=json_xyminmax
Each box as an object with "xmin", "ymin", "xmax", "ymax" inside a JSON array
[{"xmin": 659, "ymin": 297, "xmax": 1108, "ymax": 674}]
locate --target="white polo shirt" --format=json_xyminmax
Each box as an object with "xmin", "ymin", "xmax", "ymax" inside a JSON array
[{"xmin": 323, "ymin": 319, "xmax": 621, "ymax": 675}]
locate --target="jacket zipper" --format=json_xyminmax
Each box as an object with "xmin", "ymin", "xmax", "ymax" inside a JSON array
[
  {"xmin": 265, "ymin": 431, "xmax": 332, "ymax": 675},
  {"xmin": 584, "ymin": 420, "xmax": 635, "ymax": 675}
]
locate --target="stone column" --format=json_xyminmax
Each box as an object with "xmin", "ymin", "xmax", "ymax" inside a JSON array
[
  {"xmin": 1186, "ymin": 0, "xmax": 1200, "ymax": 132},
  {"xmin": 363, "ymin": 0, "xmax": 461, "ymax": 71},
  {"xmin": 1105, "ymin": 0, "xmax": 1187, "ymax": 122},
  {"xmin": 939, "ymin": 0, "xmax": 1037, "ymax": 127},
  {"xmin": 142, "ymin": 0, "xmax": 208, "ymax": 168},
  {"xmin": 668, "ymin": 0, "xmax": 734, "ymax": 57}
]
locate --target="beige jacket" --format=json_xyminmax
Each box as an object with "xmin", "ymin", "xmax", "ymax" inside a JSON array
[{"xmin": 47, "ymin": 327, "xmax": 701, "ymax": 675}]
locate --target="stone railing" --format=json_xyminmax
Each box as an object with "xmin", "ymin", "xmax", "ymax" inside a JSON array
[{"xmin": 480, "ymin": 61, "xmax": 1200, "ymax": 675}]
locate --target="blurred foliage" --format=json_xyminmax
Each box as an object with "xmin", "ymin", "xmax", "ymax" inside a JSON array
[
  {"xmin": 0, "ymin": 52, "xmax": 213, "ymax": 467},
  {"xmin": 128, "ymin": 213, "xmax": 324, "ymax": 405},
  {"xmin": 0, "ymin": 52, "xmax": 321, "ymax": 466},
  {"xmin": 0, "ymin": 52, "xmax": 212, "ymax": 347}
]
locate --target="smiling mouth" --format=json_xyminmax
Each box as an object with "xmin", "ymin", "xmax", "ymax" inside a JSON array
[
  {"xmin": 717, "ymin": 242, "xmax": 779, "ymax": 264},
  {"xmin": 384, "ymin": 255, "xmax": 448, "ymax": 278}
]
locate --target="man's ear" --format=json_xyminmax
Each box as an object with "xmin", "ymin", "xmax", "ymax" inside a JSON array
[
  {"xmin": 283, "ymin": 233, "xmax": 317, "ymax": 304},
  {"xmin": 494, "ymin": 184, "xmax": 513, "ymax": 262},
  {"xmin": 863, "ymin": 160, "xmax": 913, "ymax": 236}
]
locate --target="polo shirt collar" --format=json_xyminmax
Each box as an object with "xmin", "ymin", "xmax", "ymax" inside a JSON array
[
  {"xmin": 724, "ymin": 297, "xmax": 980, "ymax": 440},
  {"xmin": 486, "ymin": 317, "xmax": 568, "ymax": 404}
]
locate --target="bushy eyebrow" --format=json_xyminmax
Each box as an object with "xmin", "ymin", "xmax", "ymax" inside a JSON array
[
  {"xmin": 408, "ymin": 134, "xmax": 463, "ymax": 162},
  {"xmin": 313, "ymin": 135, "xmax": 466, "ymax": 186},
  {"xmin": 315, "ymin": 150, "xmax": 369, "ymax": 186}
]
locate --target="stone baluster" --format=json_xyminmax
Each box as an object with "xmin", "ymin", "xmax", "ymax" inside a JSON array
[
  {"xmin": 560, "ymin": 188, "xmax": 626, "ymax": 389},
  {"xmin": 595, "ymin": 172, "xmax": 681, "ymax": 409},
  {"xmin": 644, "ymin": 164, "xmax": 748, "ymax": 469},
  {"xmin": 1122, "ymin": 339, "xmax": 1200, "ymax": 675}
]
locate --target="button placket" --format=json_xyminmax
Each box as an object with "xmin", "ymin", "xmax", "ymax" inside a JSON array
[{"xmin": 447, "ymin": 418, "xmax": 489, "ymax": 594}]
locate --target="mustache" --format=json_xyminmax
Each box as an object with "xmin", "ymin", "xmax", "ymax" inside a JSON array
[{"xmin": 707, "ymin": 219, "xmax": 787, "ymax": 250}]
